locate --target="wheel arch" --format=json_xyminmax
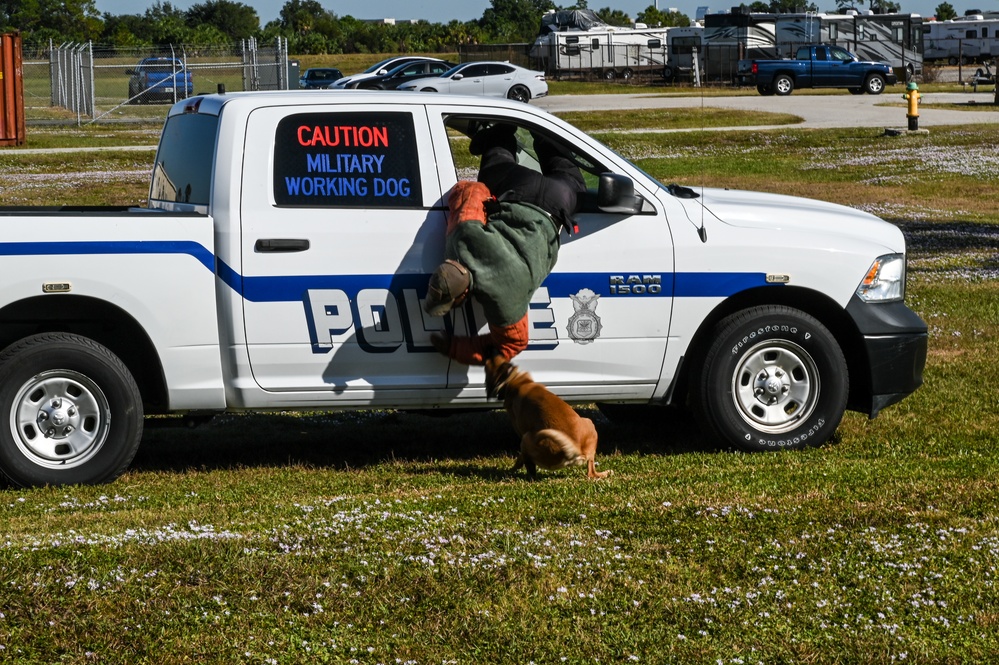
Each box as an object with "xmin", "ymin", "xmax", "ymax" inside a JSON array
[
  {"xmin": 667, "ymin": 285, "xmax": 870, "ymax": 414},
  {"xmin": 0, "ymin": 295, "xmax": 169, "ymax": 413}
]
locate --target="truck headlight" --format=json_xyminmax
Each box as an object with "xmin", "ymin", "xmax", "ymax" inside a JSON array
[{"xmin": 856, "ymin": 253, "xmax": 905, "ymax": 302}]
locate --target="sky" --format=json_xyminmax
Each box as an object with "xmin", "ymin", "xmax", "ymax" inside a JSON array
[{"xmin": 91, "ymin": 0, "xmax": 992, "ymax": 26}]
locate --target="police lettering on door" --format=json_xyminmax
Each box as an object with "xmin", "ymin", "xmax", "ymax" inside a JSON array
[
  {"xmin": 304, "ymin": 283, "xmax": 558, "ymax": 354},
  {"xmin": 273, "ymin": 112, "xmax": 422, "ymax": 207}
]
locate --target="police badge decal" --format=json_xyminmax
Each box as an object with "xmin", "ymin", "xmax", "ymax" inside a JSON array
[{"xmin": 567, "ymin": 288, "xmax": 602, "ymax": 344}]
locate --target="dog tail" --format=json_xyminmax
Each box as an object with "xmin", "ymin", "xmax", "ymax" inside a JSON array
[{"xmin": 533, "ymin": 429, "xmax": 585, "ymax": 467}]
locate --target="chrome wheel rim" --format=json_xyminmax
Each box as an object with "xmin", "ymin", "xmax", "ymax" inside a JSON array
[
  {"xmin": 11, "ymin": 370, "xmax": 111, "ymax": 469},
  {"xmin": 732, "ymin": 340, "xmax": 819, "ymax": 433}
]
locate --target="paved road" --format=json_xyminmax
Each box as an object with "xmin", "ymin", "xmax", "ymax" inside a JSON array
[{"xmin": 535, "ymin": 90, "xmax": 999, "ymax": 130}]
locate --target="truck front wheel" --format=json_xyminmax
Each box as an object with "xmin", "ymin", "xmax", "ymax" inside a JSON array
[
  {"xmin": 864, "ymin": 74, "xmax": 886, "ymax": 95},
  {"xmin": 0, "ymin": 333, "xmax": 143, "ymax": 487},
  {"xmin": 692, "ymin": 306, "xmax": 848, "ymax": 452},
  {"xmin": 773, "ymin": 74, "xmax": 794, "ymax": 95}
]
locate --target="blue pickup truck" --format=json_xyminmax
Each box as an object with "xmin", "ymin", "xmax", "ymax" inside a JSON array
[
  {"xmin": 740, "ymin": 44, "xmax": 898, "ymax": 96},
  {"xmin": 127, "ymin": 57, "xmax": 195, "ymax": 104}
]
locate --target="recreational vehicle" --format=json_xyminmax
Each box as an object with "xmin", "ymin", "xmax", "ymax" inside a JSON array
[
  {"xmin": 923, "ymin": 15, "xmax": 999, "ymax": 64},
  {"xmin": 703, "ymin": 10, "xmax": 923, "ymax": 82},
  {"xmin": 664, "ymin": 25, "xmax": 706, "ymax": 83},
  {"xmin": 530, "ymin": 9, "xmax": 672, "ymax": 79}
]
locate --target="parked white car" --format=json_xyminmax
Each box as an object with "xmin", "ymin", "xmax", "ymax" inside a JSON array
[
  {"xmin": 398, "ymin": 61, "xmax": 548, "ymax": 102},
  {"xmin": 329, "ymin": 56, "xmax": 444, "ymax": 89}
]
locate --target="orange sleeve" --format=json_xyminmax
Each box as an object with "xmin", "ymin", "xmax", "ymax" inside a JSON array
[
  {"xmin": 445, "ymin": 181, "xmax": 492, "ymax": 236},
  {"xmin": 444, "ymin": 315, "xmax": 530, "ymax": 366}
]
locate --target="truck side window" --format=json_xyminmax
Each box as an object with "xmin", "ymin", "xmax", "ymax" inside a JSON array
[
  {"xmin": 272, "ymin": 112, "xmax": 423, "ymax": 208},
  {"xmin": 442, "ymin": 115, "xmax": 606, "ymax": 209},
  {"xmin": 151, "ymin": 113, "xmax": 218, "ymax": 209},
  {"xmin": 830, "ymin": 46, "xmax": 853, "ymax": 62}
]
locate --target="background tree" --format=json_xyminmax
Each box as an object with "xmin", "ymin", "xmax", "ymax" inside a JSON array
[
  {"xmin": 595, "ymin": 7, "xmax": 632, "ymax": 25},
  {"xmin": 868, "ymin": 0, "xmax": 901, "ymax": 12},
  {"xmin": 186, "ymin": 0, "xmax": 259, "ymax": 41},
  {"xmin": 143, "ymin": 2, "xmax": 193, "ymax": 45},
  {"xmin": 753, "ymin": 0, "xmax": 819, "ymax": 11},
  {"xmin": 479, "ymin": 0, "xmax": 555, "ymax": 42},
  {"xmin": 100, "ymin": 13, "xmax": 151, "ymax": 47},
  {"xmin": 2, "ymin": 0, "xmax": 103, "ymax": 42},
  {"xmin": 278, "ymin": 0, "xmax": 326, "ymax": 36},
  {"xmin": 933, "ymin": 1, "xmax": 956, "ymax": 20},
  {"xmin": 636, "ymin": 5, "xmax": 691, "ymax": 27}
]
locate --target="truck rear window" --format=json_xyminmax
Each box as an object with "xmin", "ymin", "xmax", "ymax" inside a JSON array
[
  {"xmin": 272, "ymin": 112, "xmax": 422, "ymax": 208},
  {"xmin": 150, "ymin": 113, "xmax": 218, "ymax": 208}
]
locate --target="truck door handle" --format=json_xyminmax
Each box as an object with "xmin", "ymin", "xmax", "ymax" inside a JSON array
[{"xmin": 255, "ymin": 238, "xmax": 310, "ymax": 252}]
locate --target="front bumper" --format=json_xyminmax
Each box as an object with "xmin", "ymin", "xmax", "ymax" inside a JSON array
[{"xmin": 846, "ymin": 296, "xmax": 928, "ymax": 418}]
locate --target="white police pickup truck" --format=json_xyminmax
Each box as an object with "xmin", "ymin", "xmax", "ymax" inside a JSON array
[{"xmin": 0, "ymin": 91, "xmax": 927, "ymax": 487}]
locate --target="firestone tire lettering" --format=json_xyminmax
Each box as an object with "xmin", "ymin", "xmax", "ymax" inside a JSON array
[{"xmin": 693, "ymin": 305, "xmax": 848, "ymax": 452}]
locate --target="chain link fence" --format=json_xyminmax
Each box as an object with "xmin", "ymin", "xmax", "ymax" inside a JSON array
[{"xmin": 22, "ymin": 38, "xmax": 291, "ymax": 124}]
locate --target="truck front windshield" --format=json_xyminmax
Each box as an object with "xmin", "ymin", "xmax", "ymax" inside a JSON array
[{"xmin": 150, "ymin": 112, "xmax": 218, "ymax": 211}]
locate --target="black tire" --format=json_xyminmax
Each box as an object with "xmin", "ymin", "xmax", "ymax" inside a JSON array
[
  {"xmin": 757, "ymin": 83, "xmax": 774, "ymax": 95},
  {"xmin": 691, "ymin": 306, "xmax": 848, "ymax": 452},
  {"xmin": 0, "ymin": 333, "xmax": 143, "ymax": 487},
  {"xmin": 848, "ymin": 87, "xmax": 863, "ymax": 95},
  {"xmin": 976, "ymin": 68, "xmax": 985, "ymax": 78},
  {"xmin": 662, "ymin": 65, "xmax": 675, "ymax": 82},
  {"xmin": 864, "ymin": 74, "xmax": 886, "ymax": 95},
  {"xmin": 621, "ymin": 68, "xmax": 634, "ymax": 80},
  {"xmin": 507, "ymin": 84, "xmax": 531, "ymax": 103},
  {"xmin": 774, "ymin": 74, "xmax": 794, "ymax": 96},
  {"xmin": 603, "ymin": 69, "xmax": 617, "ymax": 80}
]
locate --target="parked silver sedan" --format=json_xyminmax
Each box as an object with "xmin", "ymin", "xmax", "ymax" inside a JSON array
[{"xmin": 398, "ymin": 61, "xmax": 548, "ymax": 102}]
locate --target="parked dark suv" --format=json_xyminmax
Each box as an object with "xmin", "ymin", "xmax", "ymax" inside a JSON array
[
  {"xmin": 127, "ymin": 57, "xmax": 194, "ymax": 104},
  {"xmin": 299, "ymin": 68, "xmax": 344, "ymax": 89}
]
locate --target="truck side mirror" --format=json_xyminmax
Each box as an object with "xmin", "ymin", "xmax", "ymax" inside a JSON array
[{"xmin": 597, "ymin": 173, "xmax": 643, "ymax": 214}]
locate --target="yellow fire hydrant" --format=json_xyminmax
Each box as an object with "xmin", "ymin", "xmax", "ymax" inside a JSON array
[{"xmin": 903, "ymin": 81, "xmax": 920, "ymax": 131}]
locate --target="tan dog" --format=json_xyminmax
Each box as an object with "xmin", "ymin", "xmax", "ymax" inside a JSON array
[{"xmin": 485, "ymin": 355, "xmax": 610, "ymax": 480}]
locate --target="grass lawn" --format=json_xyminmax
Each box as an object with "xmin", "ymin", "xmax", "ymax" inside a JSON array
[{"xmin": 0, "ymin": 115, "xmax": 997, "ymax": 663}]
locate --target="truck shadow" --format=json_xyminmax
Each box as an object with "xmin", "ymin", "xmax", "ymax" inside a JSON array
[{"xmin": 130, "ymin": 405, "xmax": 717, "ymax": 478}]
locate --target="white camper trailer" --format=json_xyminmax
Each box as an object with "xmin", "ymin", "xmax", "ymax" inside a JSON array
[
  {"xmin": 923, "ymin": 15, "xmax": 999, "ymax": 64},
  {"xmin": 530, "ymin": 9, "xmax": 672, "ymax": 79}
]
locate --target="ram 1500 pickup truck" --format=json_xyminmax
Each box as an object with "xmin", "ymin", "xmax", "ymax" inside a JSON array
[
  {"xmin": 0, "ymin": 90, "xmax": 927, "ymax": 487},
  {"xmin": 741, "ymin": 44, "xmax": 898, "ymax": 96},
  {"xmin": 127, "ymin": 57, "xmax": 194, "ymax": 104}
]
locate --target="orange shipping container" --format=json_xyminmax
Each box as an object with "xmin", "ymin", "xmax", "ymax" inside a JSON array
[{"xmin": 0, "ymin": 32, "xmax": 26, "ymax": 147}]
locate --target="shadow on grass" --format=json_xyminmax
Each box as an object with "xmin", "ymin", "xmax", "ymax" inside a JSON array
[{"xmin": 131, "ymin": 404, "xmax": 717, "ymax": 477}]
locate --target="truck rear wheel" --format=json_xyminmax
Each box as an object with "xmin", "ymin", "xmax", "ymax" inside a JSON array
[
  {"xmin": 0, "ymin": 333, "xmax": 143, "ymax": 487},
  {"xmin": 864, "ymin": 74, "xmax": 886, "ymax": 95},
  {"xmin": 692, "ymin": 306, "xmax": 848, "ymax": 452},
  {"xmin": 774, "ymin": 74, "xmax": 794, "ymax": 95}
]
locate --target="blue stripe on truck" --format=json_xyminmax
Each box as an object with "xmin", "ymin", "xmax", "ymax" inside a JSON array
[{"xmin": 0, "ymin": 241, "xmax": 776, "ymax": 301}]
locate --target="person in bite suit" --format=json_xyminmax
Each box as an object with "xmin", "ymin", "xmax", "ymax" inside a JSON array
[{"xmin": 424, "ymin": 123, "xmax": 586, "ymax": 365}]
